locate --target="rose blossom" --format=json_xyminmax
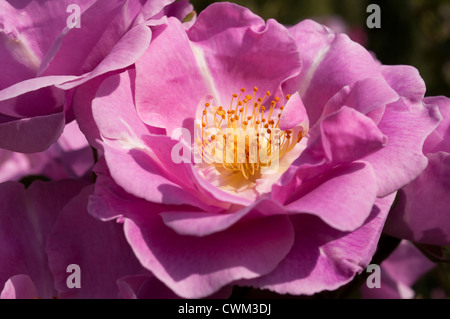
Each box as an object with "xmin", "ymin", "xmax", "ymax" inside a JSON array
[
  {"xmin": 0, "ymin": 0, "xmax": 193, "ymax": 152},
  {"xmin": 81, "ymin": 2, "xmax": 446, "ymax": 298}
]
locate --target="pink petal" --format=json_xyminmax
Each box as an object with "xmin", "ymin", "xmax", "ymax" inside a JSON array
[
  {"xmin": 161, "ymin": 199, "xmax": 286, "ymax": 237},
  {"xmin": 286, "ymin": 19, "xmax": 381, "ymax": 125},
  {"xmin": 244, "ymin": 193, "xmax": 395, "ymax": 295},
  {"xmin": 279, "ymin": 92, "xmax": 309, "ymax": 131},
  {"xmin": 39, "ymin": 0, "xmax": 146, "ymax": 77},
  {"xmin": 275, "ymin": 106, "xmax": 386, "ymax": 203},
  {"xmin": 0, "ymin": 75, "xmax": 76, "ymax": 118},
  {"xmin": 55, "ymin": 23, "xmax": 152, "ymax": 90},
  {"xmin": 1, "ymin": 275, "xmax": 39, "ymax": 299},
  {"xmin": 0, "ymin": 150, "xmax": 48, "ymax": 183},
  {"xmin": 384, "ymin": 152, "xmax": 450, "ymax": 245},
  {"xmin": 71, "ymin": 75, "xmax": 112, "ymax": 149},
  {"xmin": 0, "ymin": 111, "xmax": 65, "ymax": 152},
  {"xmin": 92, "ymin": 70, "xmax": 222, "ymax": 210},
  {"xmin": 0, "ymin": 180, "xmax": 87, "ymax": 299},
  {"xmin": 136, "ymin": 0, "xmax": 176, "ymax": 24},
  {"xmin": 423, "ymin": 96, "xmax": 450, "ymax": 154},
  {"xmin": 135, "ymin": 17, "xmax": 210, "ymax": 133},
  {"xmin": 381, "ymin": 241, "xmax": 435, "ymax": 287},
  {"xmin": 187, "ymin": 2, "xmax": 302, "ymax": 106},
  {"xmin": 321, "ymin": 77, "xmax": 398, "ymax": 124},
  {"xmin": 117, "ymin": 275, "xmax": 181, "ymax": 299},
  {"xmin": 363, "ymin": 99, "xmax": 442, "ymax": 197},
  {"xmin": 381, "ymin": 65, "xmax": 426, "ymax": 103},
  {"xmin": 361, "ymin": 241, "xmax": 435, "ymax": 299},
  {"xmin": 124, "ymin": 213, "xmax": 295, "ymax": 298},
  {"xmin": 161, "ymin": 0, "xmax": 195, "ymax": 26},
  {"xmin": 0, "ymin": 0, "xmax": 94, "ymax": 89},
  {"xmin": 88, "ymin": 158, "xmax": 222, "ymax": 222},
  {"xmin": 46, "ymin": 185, "xmax": 146, "ymax": 299},
  {"xmin": 316, "ymin": 106, "xmax": 387, "ymax": 164},
  {"xmin": 90, "ymin": 157, "xmax": 267, "ymax": 237},
  {"xmin": 284, "ymin": 161, "xmax": 378, "ymax": 231},
  {"xmin": 0, "ymin": 120, "xmax": 92, "ymax": 182}
]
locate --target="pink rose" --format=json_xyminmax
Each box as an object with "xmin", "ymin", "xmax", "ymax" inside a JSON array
[
  {"xmin": 0, "ymin": 0, "xmax": 194, "ymax": 152},
  {"xmin": 83, "ymin": 2, "xmax": 443, "ymax": 298}
]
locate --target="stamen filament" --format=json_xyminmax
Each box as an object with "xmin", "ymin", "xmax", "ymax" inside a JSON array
[{"xmin": 198, "ymin": 87, "xmax": 305, "ymax": 179}]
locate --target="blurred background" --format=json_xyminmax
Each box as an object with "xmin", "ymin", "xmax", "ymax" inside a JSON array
[
  {"xmin": 191, "ymin": 0, "xmax": 450, "ymax": 98},
  {"xmin": 190, "ymin": 0, "xmax": 450, "ymax": 299}
]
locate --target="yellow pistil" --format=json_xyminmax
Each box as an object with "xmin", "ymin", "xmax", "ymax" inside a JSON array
[{"xmin": 197, "ymin": 87, "xmax": 305, "ymax": 179}]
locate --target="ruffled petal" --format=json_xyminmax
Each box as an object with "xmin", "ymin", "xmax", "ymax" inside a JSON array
[
  {"xmin": 363, "ymin": 99, "xmax": 442, "ymax": 197},
  {"xmin": 423, "ymin": 96, "xmax": 450, "ymax": 154},
  {"xmin": 384, "ymin": 152, "xmax": 450, "ymax": 245},
  {"xmin": 284, "ymin": 161, "xmax": 378, "ymax": 232},
  {"xmin": 0, "ymin": 180, "xmax": 87, "ymax": 299},
  {"xmin": 244, "ymin": 193, "xmax": 395, "ymax": 295},
  {"xmin": 124, "ymin": 213, "xmax": 294, "ymax": 298},
  {"xmin": 0, "ymin": 111, "xmax": 65, "ymax": 152},
  {"xmin": 47, "ymin": 185, "xmax": 146, "ymax": 298}
]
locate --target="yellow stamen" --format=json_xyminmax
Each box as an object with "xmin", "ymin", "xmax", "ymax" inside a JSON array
[{"xmin": 198, "ymin": 87, "xmax": 305, "ymax": 179}]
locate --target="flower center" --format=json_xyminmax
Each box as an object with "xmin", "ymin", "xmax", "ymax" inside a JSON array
[{"xmin": 196, "ymin": 86, "xmax": 305, "ymax": 179}]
